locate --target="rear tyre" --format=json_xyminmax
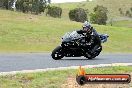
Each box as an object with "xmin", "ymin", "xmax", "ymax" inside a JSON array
[
  {"xmin": 85, "ymin": 52, "xmax": 93, "ymax": 59},
  {"xmin": 93, "ymin": 45, "xmax": 102, "ymax": 56},
  {"xmin": 51, "ymin": 46, "xmax": 64, "ymax": 60},
  {"xmin": 85, "ymin": 46, "xmax": 102, "ymax": 59}
]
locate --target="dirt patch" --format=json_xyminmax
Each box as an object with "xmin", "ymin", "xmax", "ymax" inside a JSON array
[{"xmin": 61, "ymin": 74, "xmax": 132, "ymax": 88}]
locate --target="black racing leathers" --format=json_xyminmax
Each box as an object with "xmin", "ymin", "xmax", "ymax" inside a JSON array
[{"xmin": 77, "ymin": 29, "xmax": 101, "ymax": 53}]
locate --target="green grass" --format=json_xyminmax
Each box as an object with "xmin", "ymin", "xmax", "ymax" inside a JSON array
[
  {"xmin": 107, "ymin": 20, "xmax": 132, "ymax": 28},
  {"xmin": 0, "ymin": 70, "xmax": 73, "ymax": 88},
  {"xmin": 53, "ymin": 0, "xmax": 132, "ymax": 20},
  {"xmin": 0, "ymin": 66, "xmax": 132, "ymax": 88},
  {"xmin": 0, "ymin": 9, "xmax": 132, "ymax": 52}
]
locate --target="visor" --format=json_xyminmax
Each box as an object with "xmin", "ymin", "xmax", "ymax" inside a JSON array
[{"xmin": 82, "ymin": 25, "xmax": 91, "ymax": 28}]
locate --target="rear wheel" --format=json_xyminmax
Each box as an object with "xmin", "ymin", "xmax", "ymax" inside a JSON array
[
  {"xmin": 85, "ymin": 46, "xmax": 102, "ymax": 59},
  {"xmin": 51, "ymin": 46, "xmax": 64, "ymax": 60},
  {"xmin": 85, "ymin": 52, "xmax": 93, "ymax": 59},
  {"xmin": 93, "ymin": 46, "xmax": 102, "ymax": 56}
]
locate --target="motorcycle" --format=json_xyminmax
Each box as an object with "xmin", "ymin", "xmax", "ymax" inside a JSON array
[{"xmin": 51, "ymin": 31, "xmax": 109, "ymax": 60}]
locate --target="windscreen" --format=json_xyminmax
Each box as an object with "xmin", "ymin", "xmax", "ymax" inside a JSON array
[{"xmin": 62, "ymin": 31, "xmax": 83, "ymax": 42}]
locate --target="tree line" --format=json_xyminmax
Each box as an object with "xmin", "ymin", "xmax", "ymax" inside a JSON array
[
  {"xmin": 69, "ymin": 5, "xmax": 108, "ymax": 25},
  {"xmin": 0, "ymin": 0, "xmax": 51, "ymax": 14},
  {"xmin": 0, "ymin": 0, "xmax": 108, "ymax": 25}
]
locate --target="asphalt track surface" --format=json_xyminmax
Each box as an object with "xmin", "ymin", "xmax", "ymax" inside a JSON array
[{"xmin": 0, "ymin": 53, "xmax": 132, "ymax": 72}]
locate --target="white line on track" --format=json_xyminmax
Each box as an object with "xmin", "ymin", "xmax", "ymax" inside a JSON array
[{"xmin": 0, "ymin": 63, "xmax": 132, "ymax": 76}]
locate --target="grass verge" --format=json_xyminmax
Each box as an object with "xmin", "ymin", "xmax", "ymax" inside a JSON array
[{"xmin": 0, "ymin": 66, "xmax": 132, "ymax": 88}]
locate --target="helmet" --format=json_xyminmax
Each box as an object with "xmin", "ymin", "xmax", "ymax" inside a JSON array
[
  {"xmin": 82, "ymin": 21, "xmax": 91, "ymax": 28},
  {"xmin": 82, "ymin": 21, "xmax": 92, "ymax": 33}
]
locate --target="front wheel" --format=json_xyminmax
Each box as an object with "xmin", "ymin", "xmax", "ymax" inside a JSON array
[{"xmin": 51, "ymin": 46, "xmax": 64, "ymax": 60}]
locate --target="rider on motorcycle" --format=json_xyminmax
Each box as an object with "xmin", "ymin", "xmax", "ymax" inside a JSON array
[{"xmin": 77, "ymin": 21, "xmax": 101, "ymax": 54}]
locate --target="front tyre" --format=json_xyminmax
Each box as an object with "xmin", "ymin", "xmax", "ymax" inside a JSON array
[{"xmin": 51, "ymin": 46, "xmax": 64, "ymax": 60}]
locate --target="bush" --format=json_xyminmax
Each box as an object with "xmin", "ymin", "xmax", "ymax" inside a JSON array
[
  {"xmin": 125, "ymin": 10, "xmax": 131, "ymax": 17},
  {"xmin": 90, "ymin": 5, "xmax": 108, "ymax": 25},
  {"xmin": 118, "ymin": 8, "xmax": 124, "ymax": 15},
  {"xmin": 130, "ymin": 7, "xmax": 132, "ymax": 12},
  {"xmin": 22, "ymin": 2, "xmax": 29, "ymax": 13},
  {"xmin": 69, "ymin": 8, "xmax": 88, "ymax": 23},
  {"xmin": 1, "ymin": 0, "xmax": 14, "ymax": 10},
  {"xmin": 47, "ymin": 6, "xmax": 62, "ymax": 18},
  {"xmin": 16, "ymin": 0, "xmax": 46, "ymax": 14}
]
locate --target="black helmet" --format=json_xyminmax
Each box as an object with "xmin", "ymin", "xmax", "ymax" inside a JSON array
[
  {"xmin": 82, "ymin": 21, "xmax": 92, "ymax": 34},
  {"xmin": 82, "ymin": 21, "xmax": 91, "ymax": 29}
]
